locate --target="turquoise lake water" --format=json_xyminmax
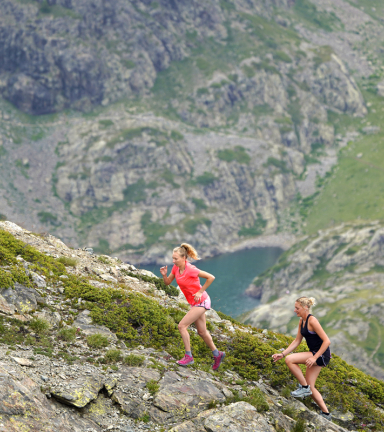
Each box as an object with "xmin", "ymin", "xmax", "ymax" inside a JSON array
[{"xmin": 142, "ymin": 247, "xmax": 282, "ymax": 318}]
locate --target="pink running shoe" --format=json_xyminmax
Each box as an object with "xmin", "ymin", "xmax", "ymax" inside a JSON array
[
  {"xmin": 212, "ymin": 351, "xmax": 225, "ymax": 371},
  {"xmin": 177, "ymin": 354, "xmax": 194, "ymax": 367}
]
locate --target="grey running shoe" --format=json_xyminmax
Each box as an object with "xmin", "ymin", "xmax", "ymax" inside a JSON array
[
  {"xmin": 291, "ymin": 384, "xmax": 312, "ymax": 398},
  {"xmin": 320, "ymin": 412, "xmax": 332, "ymax": 421}
]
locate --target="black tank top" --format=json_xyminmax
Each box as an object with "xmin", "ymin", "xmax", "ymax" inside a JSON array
[{"xmin": 301, "ymin": 314, "xmax": 326, "ymax": 352}]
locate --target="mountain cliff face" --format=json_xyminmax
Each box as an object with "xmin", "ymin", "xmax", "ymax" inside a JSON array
[
  {"xmin": 242, "ymin": 221, "xmax": 384, "ymax": 380},
  {"xmin": 1, "ymin": 0, "xmax": 376, "ymax": 262},
  {"xmin": 1, "ymin": 221, "xmax": 384, "ymax": 431}
]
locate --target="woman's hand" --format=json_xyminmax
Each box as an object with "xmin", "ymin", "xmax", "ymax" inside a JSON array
[
  {"xmin": 272, "ymin": 353, "xmax": 284, "ymax": 362},
  {"xmin": 160, "ymin": 266, "xmax": 168, "ymax": 277},
  {"xmin": 305, "ymin": 356, "xmax": 317, "ymax": 368},
  {"xmin": 194, "ymin": 290, "xmax": 203, "ymax": 303}
]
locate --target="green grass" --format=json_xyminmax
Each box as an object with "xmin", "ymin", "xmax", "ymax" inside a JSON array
[
  {"xmin": 141, "ymin": 211, "xmax": 170, "ymax": 246},
  {"xmin": 146, "ymin": 379, "xmax": 160, "ymax": 395},
  {"xmin": 293, "ymin": 0, "xmax": 342, "ymax": 32},
  {"xmin": 87, "ymin": 333, "xmax": 109, "ymax": 348},
  {"xmin": 194, "ymin": 172, "xmax": 217, "ymax": 186},
  {"xmin": 184, "ymin": 216, "xmax": 212, "ymax": 234},
  {"xmin": 238, "ymin": 213, "xmax": 267, "ymax": 237},
  {"xmin": 57, "ymin": 256, "xmax": 78, "ymax": 267},
  {"xmin": 306, "ymin": 90, "xmax": 384, "ymax": 233},
  {"xmin": 58, "ymin": 327, "xmax": 77, "ymax": 342},
  {"xmin": 217, "ymin": 145, "xmax": 251, "ymax": 164},
  {"xmin": 123, "ymin": 354, "xmax": 145, "ymax": 366},
  {"xmin": 29, "ymin": 318, "xmax": 50, "ymax": 335},
  {"xmin": 104, "ymin": 348, "xmax": 122, "ymax": 363}
]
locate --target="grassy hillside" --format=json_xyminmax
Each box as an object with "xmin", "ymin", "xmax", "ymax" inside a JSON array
[{"xmin": 305, "ymin": 88, "xmax": 384, "ymax": 234}]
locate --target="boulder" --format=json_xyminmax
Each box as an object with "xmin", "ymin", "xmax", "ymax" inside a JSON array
[
  {"xmin": 0, "ymin": 283, "xmax": 43, "ymax": 314},
  {"xmin": 203, "ymin": 402, "xmax": 276, "ymax": 432},
  {"xmin": 73, "ymin": 310, "xmax": 118, "ymax": 341},
  {"xmin": 50, "ymin": 374, "xmax": 114, "ymax": 408},
  {"xmin": 0, "ymin": 365, "xmax": 101, "ymax": 431},
  {"xmin": 153, "ymin": 371, "xmax": 226, "ymax": 423}
]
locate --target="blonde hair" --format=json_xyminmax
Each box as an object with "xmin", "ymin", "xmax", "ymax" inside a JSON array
[
  {"xmin": 296, "ymin": 296, "xmax": 316, "ymax": 310},
  {"xmin": 173, "ymin": 243, "xmax": 200, "ymax": 261}
]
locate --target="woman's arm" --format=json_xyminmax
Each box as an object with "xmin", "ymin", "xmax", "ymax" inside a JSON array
[
  {"xmin": 193, "ymin": 270, "xmax": 215, "ymax": 302},
  {"xmin": 272, "ymin": 320, "xmax": 303, "ymax": 362},
  {"xmin": 306, "ymin": 317, "xmax": 330, "ymax": 367},
  {"xmin": 159, "ymin": 266, "xmax": 175, "ymax": 285}
]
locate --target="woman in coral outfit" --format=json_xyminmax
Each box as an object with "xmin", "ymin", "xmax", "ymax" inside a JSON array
[{"xmin": 160, "ymin": 243, "xmax": 225, "ymax": 370}]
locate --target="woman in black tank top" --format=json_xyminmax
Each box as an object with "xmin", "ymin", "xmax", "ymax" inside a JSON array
[{"xmin": 272, "ymin": 297, "xmax": 332, "ymax": 420}]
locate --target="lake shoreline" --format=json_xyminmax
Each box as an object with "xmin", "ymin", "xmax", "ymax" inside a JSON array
[{"xmin": 133, "ymin": 233, "xmax": 296, "ymax": 266}]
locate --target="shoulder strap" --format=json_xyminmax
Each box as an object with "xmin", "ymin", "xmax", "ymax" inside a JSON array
[{"xmin": 304, "ymin": 314, "xmax": 312, "ymax": 330}]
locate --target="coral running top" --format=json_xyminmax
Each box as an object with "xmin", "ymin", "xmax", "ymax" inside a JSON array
[{"xmin": 171, "ymin": 262, "xmax": 208, "ymax": 305}]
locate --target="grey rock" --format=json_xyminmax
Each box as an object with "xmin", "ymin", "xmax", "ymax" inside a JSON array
[
  {"xmin": 331, "ymin": 410, "xmax": 354, "ymax": 426},
  {"xmin": 30, "ymin": 271, "xmax": 47, "ymax": 288},
  {"xmin": 362, "ymin": 126, "xmax": 380, "ymax": 134},
  {"xmin": 11, "ymin": 357, "xmax": 33, "ymax": 367},
  {"xmin": 73, "ymin": 309, "xmax": 118, "ymax": 342},
  {"xmin": 203, "ymin": 401, "xmax": 275, "ymax": 432},
  {"xmin": 34, "ymin": 310, "xmax": 62, "ymax": 328},
  {"xmin": 1, "ymin": 283, "xmax": 43, "ymax": 314},
  {"xmin": 153, "ymin": 372, "xmax": 225, "ymax": 422},
  {"xmin": 0, "ymin": 365, "xmax": 101, "ymax": 431},
  {"xmin": 51, "ymin": 374, "xmax": 105, "ymax": 408}
]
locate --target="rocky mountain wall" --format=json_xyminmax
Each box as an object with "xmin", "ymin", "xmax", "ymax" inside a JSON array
[{"xmin": 2, "ymin": 0, "xmax": 383, "ymax": 264}]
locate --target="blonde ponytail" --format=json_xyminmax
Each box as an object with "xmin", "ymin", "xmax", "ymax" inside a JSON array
[
  {"xmin": 173, "ymin": 243, "xmax": 200, "ymax": 261},
  {"xmin": 296, "ymin": 296, "xmax": 316, "ymax": 310}
]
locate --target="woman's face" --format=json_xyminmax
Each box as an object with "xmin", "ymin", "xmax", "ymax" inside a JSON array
[
  {"xmin": 294, "ymin": 302, "xmax": 307, "ymax": 317},
  {"xmin": 172, "ymin": 251, "xmax": 185, "ymax": 267}
]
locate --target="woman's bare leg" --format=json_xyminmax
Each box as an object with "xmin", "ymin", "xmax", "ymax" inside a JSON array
[
  {"xmin": 285, "ymin": 352, "xmax": 313, "ymax": 386},
  {"xmin": 306, "ymin": 365, "xmax": 328, "ymax": 412},
  {"xmin": 178, "ymin": 307, "xmax": 206, "ymax": 352},
  {"xmin": 194, "ymin": 311, "xmax": 217, "ymax": 351}
]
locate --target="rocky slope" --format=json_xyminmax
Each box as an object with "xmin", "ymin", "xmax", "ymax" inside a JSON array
[
  {"xmin": 242, "ymin": 221, "xmax": 384, "ymax": 380},
  {"xmin": 2, "ymin": 0, "xmax": 382, "ymax": 262},
  {"xmin": 2, "ymin": 220, "xmax": 384, "ymax": 431}
]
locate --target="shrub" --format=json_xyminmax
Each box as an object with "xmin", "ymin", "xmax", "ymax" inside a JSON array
[
  {"xmin": 195, "ymin": 172, "xmax": 217, "ymax": 186},
  {"xmin": 58, "ymin": 327, "xmax": 77, "ymax": 342},
  {"xmin": 238, "ymin": 214, "xmax": 267, "ymax": 237},
  {"xmin": 292, "ymin": 418, "xmax": 306, "ymax": 432},
  {"xmin": 122, "ymin": 270, "xmax": 179, "ymax": 297},
  {"xmin": 245, "ymin": 387, "xmax": 269, "ymax": 412},
  {"xmin": 282, "ymin": 405, "xmax": 298, "ymax": 419},
  {"xmin": 37, "ymin": 211, "xmax": 59, "ymax": 226},
  {"xmin": 97, "ymin": 256, "xmax": 110, "ymax": 264},
  {"xmin": 218, "ymin": 146, "xmax": 251, "ymax": 164},
  {"xmin": 184, "ymin": 217, "xmax": 211, "ymax": 235},
  {"xmin": 104, "ymin": 349, "xmax": 122, "ymax": 363},
  {"xmin": 146, "ymin": 379, "xmax": 160, "ymax": 395},
  {"xmin": 57, "ymin": 256, "xmax": 78, "ymax": 267},
  {"xmin": 87, "ymin": 333, "xmax": 109, "ymax": 348},
  {"xmin": 264, "ymin": 157, "xmax": 290, "ymax": 173},
  {"xmin": 123, "ymin": 354, "xmax": 145, "ymax": 366},
  {"xmin": 29, "ymin": 318, "xmax": 50, "ymax": 335}
]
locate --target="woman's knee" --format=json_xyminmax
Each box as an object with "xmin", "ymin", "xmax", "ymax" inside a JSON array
[
  {"xmin": 178, "ymin": 322, "xmax": 187, "ymax": 332},
  {"xmin": 285, "ymin": 356, "xmax": 292, "ymax": 366}
]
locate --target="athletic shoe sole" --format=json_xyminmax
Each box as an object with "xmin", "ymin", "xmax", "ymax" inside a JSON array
[
  {"xmin": 177, "ymin": 360, "xmax": 194, "ymax": 367},
  {"xmin": 290, "ymin": 390, "xmax": 312, "ymax": 398}
]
